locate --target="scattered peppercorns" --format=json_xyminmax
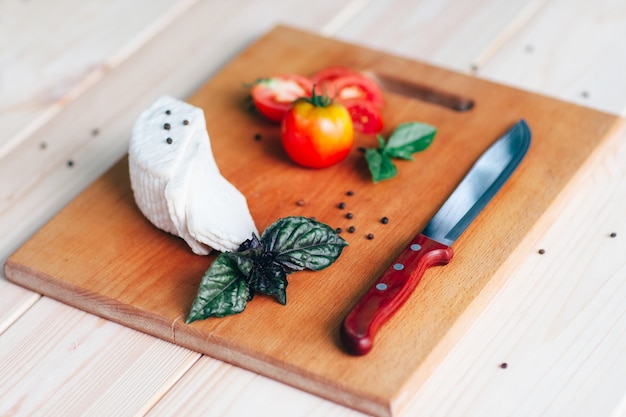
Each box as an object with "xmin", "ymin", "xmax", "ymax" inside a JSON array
[
  {"xmin": 67, "ymin": 160, "xmax": 74, "ymax": 167},
  {"xmin": 538, "ymin": 249, "xmax": 545, "ymax": 255},
  {"xmin": 166, "ymin": 137, "xmax": 173, "ymax": 144},
  {"xmin": 183, "ymin": 119, "xmax": 189, "ymax": 125},
  {"xmin": 165, "ymin": 110, "xmax": 171, "ymax": 115},
  {"xmin": 610, "ymin": 232, "xmax": 617, "ymax": 238},
  {"xmin": 164, "ymin": 123, "xmax": 171, "ymax": 130},
  {"xmin": 500, "ymin": 362, "xmax": 508, "ymax": 369},
  {"xmin": 332, "ymin": 190, "xmax": 393, "ymax": 242}
]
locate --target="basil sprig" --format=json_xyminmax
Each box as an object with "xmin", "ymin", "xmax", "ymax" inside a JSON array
[
  {"xmin": 365, "ymin": 122, "xmax": 436, "ymax": 183},
  {"xmin": 186, "ymin": 216, "xmax": 348, "ymax": 322}
]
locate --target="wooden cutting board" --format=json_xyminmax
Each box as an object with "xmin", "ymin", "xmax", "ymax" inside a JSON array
[{"xmin": 4, "ymin": 26, "xmax": 622, "ymax": 417}]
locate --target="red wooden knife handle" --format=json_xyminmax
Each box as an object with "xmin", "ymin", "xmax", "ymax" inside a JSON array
[{"xmin": 340, "ymin": 234, "xmax": 454, "ymax": 356}]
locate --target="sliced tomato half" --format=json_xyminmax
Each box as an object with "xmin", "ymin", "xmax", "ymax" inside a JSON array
[
  {"xmin": 342, "ymin": 98, "xmax": 384, "ymax": 134},
  {"xmin": 250, "ymin": 74, "xmax": 313, "ymax": 122},
  {"xmin": 332, "ymin": 75, "xmax": 385, "ymax": 109}
]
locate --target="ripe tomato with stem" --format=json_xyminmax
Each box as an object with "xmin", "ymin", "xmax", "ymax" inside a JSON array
[{"xmin": 281, "ymin": 87, "xmax": 354, "ymax": 169}]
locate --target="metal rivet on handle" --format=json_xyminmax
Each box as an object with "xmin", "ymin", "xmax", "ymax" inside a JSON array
[
  {"xmin": 410, "ymin": 244, "xmax": 421, "ymax": 251},
  {"xmin": 393, "ymin": 263, "xmax": 404, "ymax": 271},
  {"xmin": 376, "ymin": 283, "xmax": 387, "ymax": 291}
]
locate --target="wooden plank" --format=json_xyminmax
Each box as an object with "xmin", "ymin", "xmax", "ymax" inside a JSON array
[
  {"xmin": 331, "ymin": 0, "xmax": 533, "ymax": 73},
  {"xmin": 0, "ymin": 296, "xmax": 200, "ymax": 417},
  {"xmin": 3, "ymin": 3, "xmax": 623, "ymax": 414},
  {"xmin": 146, "ymin": 356, "xmax": 366, "ymax": 417},
  {"xmin": 475, "ymin": 0, "xmax": 626, "ymax": 115},
  {"xmin": 0, "ymin": 280, "xmax": 38, "ymax": 335},
  {"xmin": 332, "ymin": 0, "xmax": 626, "ymax": 116},
  {"xmin": 4, "ymin": 26, "xmax": 622, "ymax": 417},
  {"xmin": 0, "ymin": 0, "xmax": 194, "ymax": 159},
  {"xmin": 2, "ymin": 3, "xmax": 623, "ymax": 415}
]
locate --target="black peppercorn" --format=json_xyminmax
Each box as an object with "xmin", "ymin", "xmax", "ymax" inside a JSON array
[
  {"xmin": 346, "ymin": 212, "xmax": 353, "ymax": 219},
  {"xmin": 166, "ymin": 137, "xmax": 173, "ymax": 144},
  {"xmin": 610, "ymin": 232, "xmax": 617, "ymax": 238},
  {"xmin": 348, "ymin": 226, "xmax": 355, "ymax": 233},
  {"xmin": 164, "ymin": 123, "xmax": 171, "ymax": 130},
  {"xmin": 183, "ymin": 120, "xmax": 189, "ymax": 125},
  {"xmin": 346, "ymin": 190, "xmax": 354, "ymax": 196},
  {"xmin": 367, "ymin": 233, "xmax": 374, "ymax": 240},
  {"xmin": 381, "ymin": 216, "xmax": 389, "ymax": 224},
  {"xmin": 538, "ymin": 249, "xmax": 545, "ymax": 255},
  {"xmin": 338, "ymin": 202, "xmax": 346, "ymax": 209},
  {"xmin": 165, "ymin": 110, "xmax": 171, "ymax": 115},
  {"xmin": 336, "ymin": 227, "xmax": 343, "ymax": 234}
]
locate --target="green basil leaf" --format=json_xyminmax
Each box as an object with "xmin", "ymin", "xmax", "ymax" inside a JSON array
[
  {"xmin": 385, "ymin": 148, "xmax": 414, "ymax": 160},
  {"xmin": 385, "ymin": 122, "xmax": 436, "ymax": 156},
  {"xmin": 261, "ymin": 216, "xmax": 347, "ymax": 272},
  {"xmin": 186, "ymin": 252, "xmax": 252, "ymax": 322},
  {"xmin": 365, "ymin": 148, "xmax": 398, "ymax": 183},
  {"xmin": 248, "ymin": 262, "xmax": 288, "ymax": 305}
]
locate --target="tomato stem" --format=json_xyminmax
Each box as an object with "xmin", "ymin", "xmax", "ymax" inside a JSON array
[{"xmin": 305, "ymin": 85, "xmax": 332, "ymax": 107}]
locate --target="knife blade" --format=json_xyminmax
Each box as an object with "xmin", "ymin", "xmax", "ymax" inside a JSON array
[{"xmin": 340, "ymin": 119, "xmax": 531, "ymax": 356}]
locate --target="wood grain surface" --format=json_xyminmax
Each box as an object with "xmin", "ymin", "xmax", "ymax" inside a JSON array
[{"xmin": 4, "ymin": 26, "xmax": 622, "ymax": 417}]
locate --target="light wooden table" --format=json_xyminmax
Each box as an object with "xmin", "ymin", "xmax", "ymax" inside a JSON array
[{"xmin": 2, "ymin": 1, "xmax": 625, "ymax": 416}]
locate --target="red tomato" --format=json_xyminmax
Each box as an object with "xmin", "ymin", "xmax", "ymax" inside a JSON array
[
  {"xmin": 342, "ymin": 99, "xmax": 384, "ymax": 134},
  {"xmin": 250, "ymin": 74, "xmax": 313, "ymax": 123},
  {"xmin": 281, "ymin": 92, "xmax": 354, "ymax": 168}
]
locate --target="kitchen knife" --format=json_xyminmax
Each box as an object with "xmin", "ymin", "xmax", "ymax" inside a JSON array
[{"xmin": 340, "ymin": 119, "xmax": 531, "ymax": 356}]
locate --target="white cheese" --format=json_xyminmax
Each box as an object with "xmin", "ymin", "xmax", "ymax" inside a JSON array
[{"xmin": 129, "ymin": 95, "xmax": 258, "ymax": 254}]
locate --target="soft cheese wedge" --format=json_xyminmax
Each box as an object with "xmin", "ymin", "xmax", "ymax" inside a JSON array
[{"xmin": 129, "ymin": 95, "xmax": 258, "ymax": 254}]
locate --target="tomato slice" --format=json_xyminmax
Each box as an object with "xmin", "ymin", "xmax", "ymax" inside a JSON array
[
  {"xmin": 342, "ymin": 99, "xmax": 384, "ymax": 134},
  {"xmin": 250, "ymin": 74, "xmax": 313, "ymax": 122},
  {"xmin": 332, "ymin": 75, "xmax": 385, "ymax": 109}
]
